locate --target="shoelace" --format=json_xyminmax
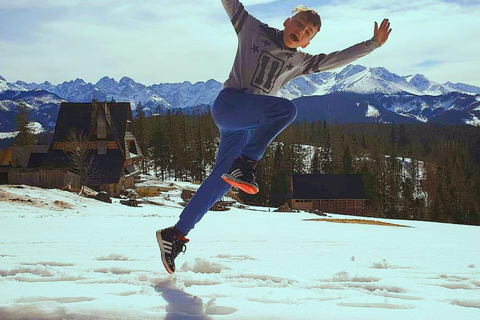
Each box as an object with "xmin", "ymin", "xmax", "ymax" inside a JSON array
[
  {"xmin": 179, "ymin": 243, "xmax": 187, "ymax": 254},
  {"xmin": 175, "ymin": 236, "xmax": 189, "ymax": 257}
]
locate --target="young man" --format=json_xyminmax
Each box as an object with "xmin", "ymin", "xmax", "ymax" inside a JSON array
[{"xmin": 157, "ymin": 0, "xmax": 392, "ymax": 274}]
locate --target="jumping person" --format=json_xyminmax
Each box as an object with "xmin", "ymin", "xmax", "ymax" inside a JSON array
[{"xmin": 157, "ymin": 0, "xmax": 392, "ymax": 274}]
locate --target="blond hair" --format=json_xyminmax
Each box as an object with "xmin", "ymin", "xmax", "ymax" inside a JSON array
[{"xmin": 292, "ymin": 5, "xmax": 321, "ymax": 31}]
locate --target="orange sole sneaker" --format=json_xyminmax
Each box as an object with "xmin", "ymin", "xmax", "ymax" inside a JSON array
[{"xmin": 221, "ymin": 174, "xmax": 259, "ymax": 195}]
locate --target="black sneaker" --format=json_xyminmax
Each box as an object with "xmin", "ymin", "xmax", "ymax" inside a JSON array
[
  {"xmin": 221, "ymin": 156, "xmax": 259, "ymax": 194},
  {"xmin": 156, "ymin": 227, "xmax": 189, "ymax": 274}
]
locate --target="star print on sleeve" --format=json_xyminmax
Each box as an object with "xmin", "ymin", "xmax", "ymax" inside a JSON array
[
  {"xmin": 286, "ymin": 63, "xmax": 294, "ymax": 71},
  {"xmin": 262, "ymin": 40, "xmax": 271, "ymax": 47},
  {"xmin": 251, "ymin": 44, "xmax": 259, "ymax": 53},
  {"xmin": 286, "ymin": 52, "xmax": 294, "ymax": 59}
]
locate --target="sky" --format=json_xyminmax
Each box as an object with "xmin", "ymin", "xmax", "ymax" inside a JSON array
[{"xmin": 0, "ymin": 0, "xmax": 479, "ymax": 87}]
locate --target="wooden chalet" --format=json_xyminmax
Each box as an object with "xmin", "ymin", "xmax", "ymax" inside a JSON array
[
  {"xmin": 12, "ymin": 100, "xmax": 143, "ymax": 196},
  {"xmin": 289, "ymin": 174, "xmax": 366, "ymax": 215}
]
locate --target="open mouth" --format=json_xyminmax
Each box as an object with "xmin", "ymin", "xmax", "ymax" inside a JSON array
[{"xmin": 290, "ymin": 33, "xmax": 299, "ymax": 42}]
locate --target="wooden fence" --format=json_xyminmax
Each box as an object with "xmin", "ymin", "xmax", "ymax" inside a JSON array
[{"xmin": 8, "ymin": 169, "xmax": 80, "ymax": 189}]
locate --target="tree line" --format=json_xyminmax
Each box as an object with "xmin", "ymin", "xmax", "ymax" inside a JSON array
[
  {"xmin": 13, "ymin": 101, "xmax": 478, "ymax": 225},
  {"xmin": 134, "ymin": 105, "xmax": 480, "ymax": 226}
]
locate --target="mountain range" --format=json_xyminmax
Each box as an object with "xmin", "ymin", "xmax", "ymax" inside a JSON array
[{"xmin": 1, "ymin": 65, "xmax": 480, "ymax": 134}]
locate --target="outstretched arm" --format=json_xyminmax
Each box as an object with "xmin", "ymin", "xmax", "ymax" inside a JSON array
[
  {"xmin": 374, "ymin": 19, "xmax": 392, "ymax": 46},
  {"xmin": 301, "ymin": 19, "xmax": 392, "ymax": 74},
  {"xmin": 221, "ymin": 0, "xmax": 260, "ymax": 35}
]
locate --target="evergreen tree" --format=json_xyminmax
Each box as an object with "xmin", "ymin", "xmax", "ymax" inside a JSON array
[
  {"xmin": 361, "ymin": 134, "xmax": 367, "ymax": 150},
  {"xmin": 241, "ymin": 144, "xmax": 275, "ymax": 206},
  {"xmin": 389, "ymin": 124, "xmax": 396, "ymax": 146},
  {"xmin": 341, "ymin": 136, "xmax": 353, "ymax": 174},
  {"xmin": 310, "ymin": 148, "xmax": 320, "ymax": 173},
  {"xmin": 134, "ymin": 102, "xmax": 148, "ymax": 174},
  {"xmin": 151, "ymin": 116, "xmax": 166, "ymax": 179},
  {"xmin": 270, "ymin": 143, "xmax": 288, "ymax": 207},
  {"xmin": 320, "ymin": 130, "xmax": 333, "ymax": 174},
  {"xmin": 397, "ymin": 124, "xmax": 409, "ymax": 150},
  {"xmin": 190, "ymin": 117, "xmax": 205, "ymax": 182},
  {"xmin": 14, "ymin": 101, "xmax": 36, "ymax": 146}
]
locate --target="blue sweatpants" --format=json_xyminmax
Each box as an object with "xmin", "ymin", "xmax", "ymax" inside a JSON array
[{"xmin": 175, "ymin": 88, "xmax": 298, "ymax": 236}]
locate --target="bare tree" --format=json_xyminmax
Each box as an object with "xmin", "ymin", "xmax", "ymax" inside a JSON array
[{"xmin": 65, "ymin": 128, "xmax": 98, "ymax": 191}]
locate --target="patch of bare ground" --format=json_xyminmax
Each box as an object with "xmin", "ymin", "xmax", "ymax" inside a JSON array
[
  {"xmin": 53, "ymin": 200, "xmax": 73, "ymax": 209},
  {"xmin": 304, "ymin": 218, "xmax": 412, "ymax": 228},
  {"xmin": 0, "ymin": 187, "xmax": 73, "ymax": 211}
]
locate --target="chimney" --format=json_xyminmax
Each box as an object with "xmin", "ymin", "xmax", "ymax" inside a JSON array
[{"xmin": 91, "ymin": 99, "xmax": 99, "ymax": 129}]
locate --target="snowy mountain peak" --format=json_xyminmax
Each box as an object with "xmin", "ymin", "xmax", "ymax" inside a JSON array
[
  {"xmin": 335, "ymin": 64, "xmax": 367, "ymax": 81},
  {"xmin": 0, "ymin": 75, "xmax": 5, "ymax": 81},
  {"xmin": 15, "ymin": 80, "xmax": 28, "ymax": 86},
  {"xmin": 61, "ymin": 78, "xmax": 86, "ymax": 86},
  {"xmin": 206, "ymin": 79, "xmax": 220, "ymax": 87},
  {"xmin": 318, "ymin": 65, "xmax": 424, "ymax": 96},
  {"xmin": 409, "ymin": 74, "xmax": 431, "ymax": 90},
  {"xmin": 119, "ymin": 76, "xmax": 136, "ymax": 86},
  {"xmin": 96, "ymin": 76, "xmax": 119, "ymax": 89},
  {"xmin": 370, "ymin": 67, "xmax": 405, "ymax": 84},
  {"xmin": 0, "ymin": 76, "xmax": 10, "ymax": 92},
  {"xmin": 73, "ymin": 78, "xmax": 86, "ymax": 85},
  {"xmin": 444, "ymin": 82, "xmax": 480, "ymax": 95}
]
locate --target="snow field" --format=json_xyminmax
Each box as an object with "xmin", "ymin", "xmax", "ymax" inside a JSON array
[{"xmin": 0, "ymin": 184, "xmax": 479, "ymax": 319}]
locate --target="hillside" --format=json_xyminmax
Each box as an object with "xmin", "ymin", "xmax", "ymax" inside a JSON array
[{"xmin": 0, "ymin": 182, "xmax": 479, "ymax": 319}]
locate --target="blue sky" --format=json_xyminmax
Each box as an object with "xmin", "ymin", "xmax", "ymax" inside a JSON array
[{"xmin": 0, "ymin": 0, "xmax": 479, "ymax": 86}]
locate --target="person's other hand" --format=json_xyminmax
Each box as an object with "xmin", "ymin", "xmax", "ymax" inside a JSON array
[{"xmin": 374, "ymin": 19, "xmax": 392, "ymax": 46}]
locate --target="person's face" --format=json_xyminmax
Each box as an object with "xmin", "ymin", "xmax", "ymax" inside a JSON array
[{"xmin": 283, "ymin": 13, "xmax": 318, "ymax": 49}]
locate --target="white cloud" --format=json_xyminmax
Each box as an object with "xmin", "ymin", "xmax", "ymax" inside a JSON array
[{"xmin": 0, "ymin": 0, "xmax": 101, "ymax": 9}]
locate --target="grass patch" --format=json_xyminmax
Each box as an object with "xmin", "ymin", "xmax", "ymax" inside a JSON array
[{"xmin": 304, "ymin": 218, "xmax": 412, "ymax": 228}]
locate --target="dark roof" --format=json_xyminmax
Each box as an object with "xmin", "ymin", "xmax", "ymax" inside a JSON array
[
  {"xmin": 29, "ymin": 101, "xmax": 133, "ymax": 185},
  {"xmin": 52, "ymin": 101, "xmax": 131, "ymax": 152},
  {"xmin": 292, "ymin": 174, "xmax": 365, "ymax": 199}
]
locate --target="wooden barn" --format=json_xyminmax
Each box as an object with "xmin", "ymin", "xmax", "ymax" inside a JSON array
[
  {"xmin": 21, "ymin": 99, "xmax": 143, "ymax": 196},
  {"xmin": 289, "ymin": 174, "xmax": 366, "ymax": 215}
]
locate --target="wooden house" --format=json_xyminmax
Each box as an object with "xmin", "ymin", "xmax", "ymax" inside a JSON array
[
  {"xmin": 6, "ymin": 145, "xmax": 49, "ymax": 186},
  {"xmin": 0, "ymin": 148, "xmax": 12, "ymax": 184},
  {"xmin": 289, "ymin": 174, "xmax": 366, "ymax": 215},
  {"xmin": 22, "ymin": 100, "xmax": 143, "ymax": 196}
]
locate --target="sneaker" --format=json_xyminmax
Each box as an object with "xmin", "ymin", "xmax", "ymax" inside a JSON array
[
  {"xmin": 221, "ymin": 156, "xmax": 259, "ymax": 194},
  {"xmin": 156, "ymin": 227, "xmax": 189, "ymax": 274}
]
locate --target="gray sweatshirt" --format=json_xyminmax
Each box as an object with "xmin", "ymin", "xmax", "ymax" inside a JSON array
[{"xmin": 221, "ymin": 0, "xmax": 381, "ymax": 96}]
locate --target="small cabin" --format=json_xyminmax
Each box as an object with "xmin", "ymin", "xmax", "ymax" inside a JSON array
[
  {"xmin": 289, "ymin": 174, "xmax": 366, "ymax": 216},
  {"xmin": 10, "ymin": 100, "xmax": 143, "ymax": 196}
]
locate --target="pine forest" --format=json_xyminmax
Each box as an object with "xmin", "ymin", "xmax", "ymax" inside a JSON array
[{"xmin": 134, "ymin": 106, "xmax": 480, "ymax": 226}]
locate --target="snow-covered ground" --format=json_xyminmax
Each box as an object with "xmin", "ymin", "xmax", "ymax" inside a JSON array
[{"xmin": 0, "ymin": 183, "xmax": 479, "ymax": 320}]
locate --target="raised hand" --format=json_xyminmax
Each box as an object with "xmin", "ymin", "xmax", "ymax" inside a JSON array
[{"xmin": 374, "ymin": 19, "xmax": 392, "ymax": 46}]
